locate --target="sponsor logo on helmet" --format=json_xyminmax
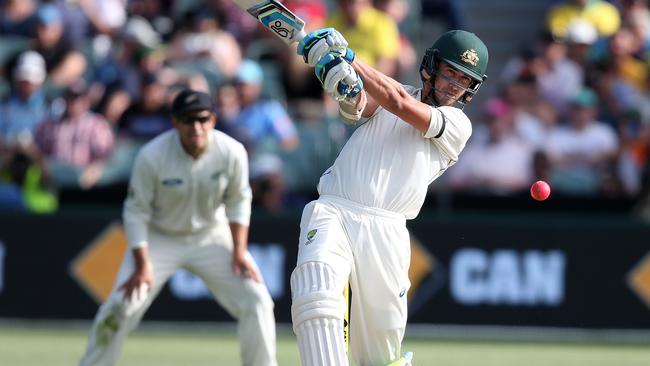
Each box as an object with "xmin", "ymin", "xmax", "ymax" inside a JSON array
[{"xmin": 460, "ymin": 49, "xmax": 479, "ymax": 67}]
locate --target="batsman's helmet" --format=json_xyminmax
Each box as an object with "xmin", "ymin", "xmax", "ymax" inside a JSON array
[{"xmin": 420, "ymin": 30, "xmax": 489, "ymax": 106}]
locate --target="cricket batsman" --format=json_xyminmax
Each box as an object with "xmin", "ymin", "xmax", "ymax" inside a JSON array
[{"xmin": 289, "ymin": 28, "xmax": 489, "ymax": 365}]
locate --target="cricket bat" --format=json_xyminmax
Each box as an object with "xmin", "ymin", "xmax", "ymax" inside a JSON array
[
  {"xmin": 234, "ymin": 0, "xmax": 307, "ymax": 45},
  {"xmin": 234, "ymin": 0, "xmax": 360, "ymax": 99}
]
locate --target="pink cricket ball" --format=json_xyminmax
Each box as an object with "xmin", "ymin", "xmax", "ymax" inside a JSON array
[{"xmin": 530, "ymin": 180, "xmax": 551, "ymax": 201}]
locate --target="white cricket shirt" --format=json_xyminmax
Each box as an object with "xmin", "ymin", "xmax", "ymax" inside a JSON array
[
  {"xmin": 123, "ymin": 129, "xmax": 252, "ymax": 248},
  {"xmin": 318, "ymin": 86, "xmax": 472, "ymax": 219}
]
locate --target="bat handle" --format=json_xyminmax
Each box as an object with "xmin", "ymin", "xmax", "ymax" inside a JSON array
[
  {"xmin": 295, "ymin": 29, "xmax": 307, "ymax": 43},
  {"xmin": 338, "ymin": 77, "xmax": 362, "ymax": 99}
]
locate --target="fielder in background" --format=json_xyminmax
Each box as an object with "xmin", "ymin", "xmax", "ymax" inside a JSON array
[
  {"xmin": 290, "ymin": 28, "xmax": 489, "ymax": 365},
  {"xmin": 79, "ymin": 89, "xmax": 277, "ymax": 366}
]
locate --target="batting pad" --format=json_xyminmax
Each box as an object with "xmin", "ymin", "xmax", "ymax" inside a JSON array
[{"xmin": 291, "ymin": 261, "xmax": 348, "ymax": 366}]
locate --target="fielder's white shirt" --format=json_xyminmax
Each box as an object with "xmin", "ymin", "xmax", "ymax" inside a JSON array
[
  {"xmin": 123, "ymin": 129, "xmax": 252, "ymax": 248},
  {"xmin": 318, "ymin": 86, "xmax": 472, "ymax": 219}
]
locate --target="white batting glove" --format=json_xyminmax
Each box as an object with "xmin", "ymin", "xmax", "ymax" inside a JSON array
[
  {"xmin": 338, "ymin": 90, "xmax": 367, "ymax": 124},
  {"xmin": 315, "ymin": 52, "xmax": 363, "ymax": 101},
  {"xmin": 297, "ymin": 28, "xmax": 351, "ymax": 66}
]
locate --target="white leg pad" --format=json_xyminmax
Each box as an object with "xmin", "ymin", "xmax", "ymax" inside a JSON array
[{"xmin": 291, "ymin": 262, "xmax": 348, "ymax": 366}]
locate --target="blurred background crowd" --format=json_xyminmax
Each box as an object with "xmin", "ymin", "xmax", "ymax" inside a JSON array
[{"xmin": 1, "ymin": 0, "xmax": 650, "ymax": 219}]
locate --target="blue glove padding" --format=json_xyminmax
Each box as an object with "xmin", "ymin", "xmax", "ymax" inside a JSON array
[
  {"xmin": 297, "ymin": 28, "xmax": 353, "ymax": 66},
  {"xmin": 315, "ymin": 53, "xmax": 363, "ymax": 101},
  {"xmin": 337, "ymin": 77, "xmax": 363, "ymax": 99},
  {"xmin": 339, "ymin": 47, "xmax": 355, "ymax": 64}
]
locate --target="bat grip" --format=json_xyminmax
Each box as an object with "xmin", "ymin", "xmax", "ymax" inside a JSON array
[{"xmin": 295, "ymin": 29, "xmax": 307, "ymax": 42}]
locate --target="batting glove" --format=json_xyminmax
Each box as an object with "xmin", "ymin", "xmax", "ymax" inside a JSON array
[
  {"xmin": 298, "ymin": 28, "xmax": 354, "ymax": 66},
  {"xmin": 315, "ymin": 52, "xmax": 363, "ymax": 101}
]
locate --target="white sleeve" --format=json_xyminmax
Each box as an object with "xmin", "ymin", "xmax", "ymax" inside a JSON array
[
  {"xmin": 122, "ymin": 151, "xmax": 155, "ymax": 249},
  {"xmin": 423, "ymin": 106, "xmax": 472, "ymax": 162},
  {"xmin": 223, "ymin": 143, "xmax": 252, "ymax": 225}
]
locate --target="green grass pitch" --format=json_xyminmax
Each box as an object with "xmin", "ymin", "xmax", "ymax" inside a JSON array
[{"xmin": 0, "ymin": 322, "xmax": 649, "ymax": 366}]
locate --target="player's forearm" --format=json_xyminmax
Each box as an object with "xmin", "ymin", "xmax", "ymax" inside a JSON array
[
  {"xmin": 352, "ymin": 58, "xmax": 405, "ymax": 108},
  {"xmin": 123, "ymin": 155, "xmax": 155, "ymax": 249},
  {"xmin": 352, "ymin": 58, "xmax": 431, "ymax": 133},
  {"xmin": 123, "ymin": 209, "xmax": 151, "ymax": 249},
  {"xmin": 132, "ymin": 246, "xmax": 152, "ymax": 271},
  {"xmin": 229, "ymin": 222, "xmax": 250, "ymax": 256}
]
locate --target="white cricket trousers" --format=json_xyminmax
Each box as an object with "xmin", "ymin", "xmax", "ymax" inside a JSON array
[
  {"xmin": 291, "ymin": 195, "xmax": 411, "ymax": 366},
  {"xmin": 79, "ymin": 227, "xmax": 277, "ymax": 366}
]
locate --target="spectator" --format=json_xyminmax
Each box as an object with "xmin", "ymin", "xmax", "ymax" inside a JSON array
[
  {"xmin": 220, "ymin": 60, "xmax": 299, "ymax": 157},
  {"xmin": 619, "ymin": 119, "xmax": 650, "ymax": 196},
  {"xmin": 94, "ymin": 16, "xmax": 161, "ymax": 125},
  {"xmin": 592, "ymin": 27, "xmax": 648, "ymax": 125},
  {"xmin": 215, "ymin": 81, "xmax": 240, "ymax": 124},
  {"xmin": 544, "ymin": 87, "xmax": 620, "ymax": 195},
  {"xmin": 619, "ymin": 0, "xmax": 650, "ymax": 56},
  {"xmin": 633, "ymin": 121, "xmax": 650, "ymax": 218},
  {"xmin": 420, "ymin": 0, "xmax": 466, "ymax": 30},
  {"xmin": 0, "ymin": 145, "xmax": 58, "ymax": 213},
  {"xmin": 34, "ymin": 80, "xmax": 115, "ymax": 190},
  {"xmin": 0, "ymin": 0, "xmax": 38, "ymax": 37},
  {"xmin": 0, "ymin": 146, "xmax": 27, "ymax": 211},
  {"xmin": 0, "ymin": 51, "xmax": 50, "ymax": 147},
  {"xmin": 284, "ymin": 0, "xmax": 327, "ymax": 30},
  {"xmin": 41, "ymin": 0, "xmax": 122, "ymax": 44},
  {"xmin": 281, "ymin": 0, "xmax": 329, "ymax": 103},
  {"xmin": 547, "ymin": 0, "xmax": 621, "ymax": 39},
  {"xmin": 168, "ymin": 9, "xmax": 242, "ymax": 81},
  {"xmin": 42, "ymin": 0, "xmax": 92, "ymax": 44},
  {"xmin": 374, "ymin": 0, "xmax": 417, "ymax": 79},
  {"xmin": 327, "ymin": 0, "xmax": 401, "ymax": 76},
  {"xmin": 447, "ymin": 98, "xmax": 534, "ymax": 195},
  {"xmin": 543, "ymin": 32, "xmax": 586, "ymax": 114},
  {"xmin": 204, "ymin": 0, "xmax": 261, "ymax": 49},
  {"xmin": 501, "ymin": 32, "xmax": 585, "ymax": 115},
  {"xmin": 250, "ymin": 153, "xmax": 287, "ymax": 213},
  {"xmin": 118, "ymin": 73, "xmax": 173, "ymax": 143},
  {"xmin": 503, "ymin": 74, "xmax": 559, "ymax": 150},
  {"xmin": 565, "ymin": 18, "xmax": 599, "ymax": 67},
  {"xmin": 32, "ymin": 3, "xmax": 87, "ymax": 88},
  {"xmin": 75, "ymin": 0, "xmax": 128, "ymax": 37}
]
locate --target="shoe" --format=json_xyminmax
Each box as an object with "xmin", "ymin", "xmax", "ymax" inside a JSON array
[{"xmin": 386, "ymin": 351, "xmax": 413, "ymax": 366}]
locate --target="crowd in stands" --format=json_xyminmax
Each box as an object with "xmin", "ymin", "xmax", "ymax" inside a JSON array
[
  {"xmin": 447, "ymin": 0, "xmax": 650, "ymax": 219},
  {"xmin": 1, "ymin": 0, "xmax": 649, "ymax": 219}
]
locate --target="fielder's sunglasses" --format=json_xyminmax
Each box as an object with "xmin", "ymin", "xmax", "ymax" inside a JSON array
[{"xmin": 178, "ymin": 114, "xmax": 212, "ymax": 125}]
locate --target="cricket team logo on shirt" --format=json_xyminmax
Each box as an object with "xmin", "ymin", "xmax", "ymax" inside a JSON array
[{"xmin": 305, "ymin": 229, "xmax": 317, "ymax": 245}]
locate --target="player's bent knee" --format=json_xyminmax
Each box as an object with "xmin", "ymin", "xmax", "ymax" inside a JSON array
[{"xmin": 238, "ymin": 282, "xmax": 274, "ymax": 314}]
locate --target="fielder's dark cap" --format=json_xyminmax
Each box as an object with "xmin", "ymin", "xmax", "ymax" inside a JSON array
[{"xmin": 171, "ymin": 89, "xmax": 214, "ymax": 116}]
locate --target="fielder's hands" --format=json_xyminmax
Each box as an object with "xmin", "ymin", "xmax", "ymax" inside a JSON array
[
  {"xmin": 298, "ymin": 28, "xmax": 353, "ymax": 66},
  {"xmin": 315, "ymin": 52, "xmax": 363, "ymax": 101},
  {"xmin": 120, "ymin": 261, "xmax": 153, "ymax": 303},
  {"xmin": 232, "ymin": 251, "xmax": 262, "ymax": 283}
]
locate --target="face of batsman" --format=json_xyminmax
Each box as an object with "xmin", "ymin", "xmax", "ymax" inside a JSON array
[{"xmin": 420, "ymin": 30, "xmax": 489, "ymax": 108}]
